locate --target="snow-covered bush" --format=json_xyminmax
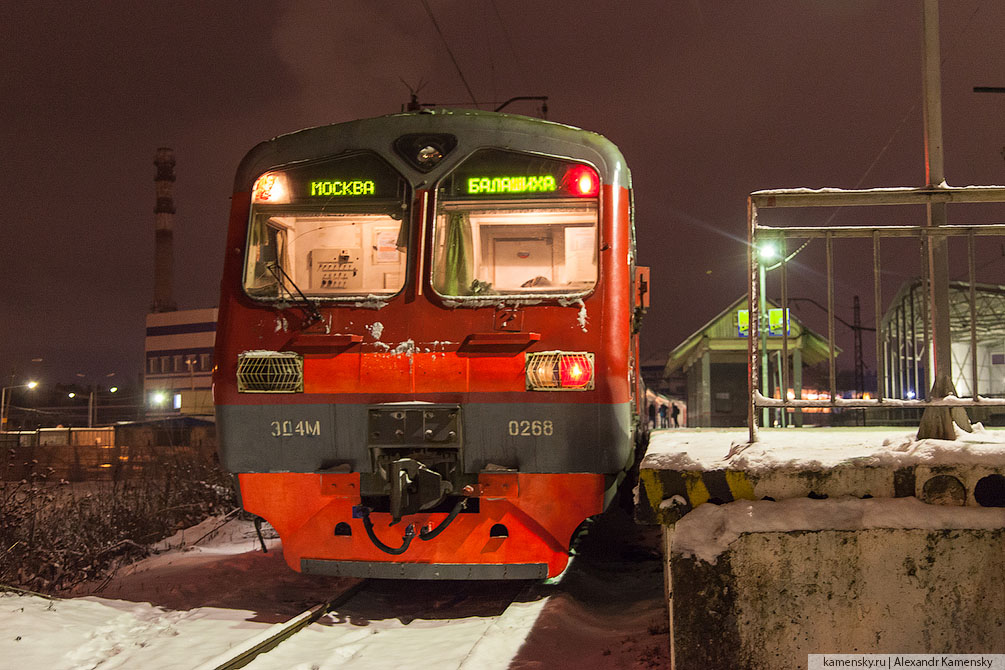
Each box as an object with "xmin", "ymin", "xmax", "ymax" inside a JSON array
[{"xmin": 0, "ymin": 448, "xmax": 236, "ymax": 594}]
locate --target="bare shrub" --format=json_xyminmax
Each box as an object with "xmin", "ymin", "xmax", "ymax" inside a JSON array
[{"xmin": 0, "ymin": 448, "xmax": 236, "ymax": 594}]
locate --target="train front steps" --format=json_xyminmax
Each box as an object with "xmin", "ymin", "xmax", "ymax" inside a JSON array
[{"xmin": 637, "ymin": 426, "xmax": 1005, "ymax": 669}]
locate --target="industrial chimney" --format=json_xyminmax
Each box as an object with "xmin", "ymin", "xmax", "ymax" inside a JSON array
[{"xmin": 151, "ymin": 148, "xmax": 177, "ymax": 313}]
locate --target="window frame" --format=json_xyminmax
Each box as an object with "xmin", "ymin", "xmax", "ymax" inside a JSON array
[
  {"xmin": 428, "ymin": 149, "xmax": 603, "ymax": 304},
  {"xmin": 242, "ymin": 153, "xmax": 412, "ymax": 304}
]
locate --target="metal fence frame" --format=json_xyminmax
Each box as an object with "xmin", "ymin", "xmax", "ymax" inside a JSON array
[{"xmin": 747, "ymin": 185, "xmax": 1005, "ymax": 442}]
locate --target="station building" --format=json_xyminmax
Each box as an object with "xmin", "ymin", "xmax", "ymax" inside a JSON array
[{"xmin": 662, "ymin": 296, "xmax": 834, "ymax": 427}]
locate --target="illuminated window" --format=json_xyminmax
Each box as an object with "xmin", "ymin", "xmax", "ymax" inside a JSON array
[
  {"xmin": 432, "ymin": 150, "xmax": 599, "ymax": 298},
  {"xmin": 244, "ymin": 153, "xmax": 409, "ymax": 300}
]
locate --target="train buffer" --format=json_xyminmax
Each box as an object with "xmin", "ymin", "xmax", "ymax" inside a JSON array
[{"xmin": 636, "ymin": 426, "xmax": 1005, "ymax": 668}]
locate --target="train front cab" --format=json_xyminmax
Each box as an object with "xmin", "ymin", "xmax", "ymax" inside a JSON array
[{"xmin": 214, "ymin": 112, "xmax": 647, "ymax": 579}]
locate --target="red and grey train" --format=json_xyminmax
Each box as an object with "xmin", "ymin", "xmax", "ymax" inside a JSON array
[{"xmin": 213, "ymin": 110, "xmax": 649, "ymax": 579}]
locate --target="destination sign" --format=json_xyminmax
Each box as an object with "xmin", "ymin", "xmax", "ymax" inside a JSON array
[
  {"xmin": 310, "ymin": 180, "xmax": 376, "ymax": 197},
  {"xmin": 444, "ymin": 148, "xmax": 598, "ymax": 199},
  {"xmin": 466, "ymin": 175, "xmax": 557, "ymax": 195},
  {"xmin": 253, "ymin": 152, "xmax": 404, "ymax": 205}
]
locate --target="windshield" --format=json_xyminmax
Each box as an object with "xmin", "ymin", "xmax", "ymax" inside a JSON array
[
  {"xmin": 432, "ymin": 150, "xmax": 600, "ymax": 298},
  {"xmin": 244, "ymin": 153, "xmax": 409, "ymax": 300}
]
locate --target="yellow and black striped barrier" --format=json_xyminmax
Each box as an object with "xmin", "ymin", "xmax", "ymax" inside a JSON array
[{"xmin": 636, "ymin": 463, "xmax": 1005, "ymax": 525}]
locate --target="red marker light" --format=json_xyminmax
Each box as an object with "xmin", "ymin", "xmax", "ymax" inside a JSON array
[
  {"xmin": 559, "ymin": 353, "xmax": 594, "ymax": 388},
  {"xmin": 563, "ymin": 165, "xmax": 599, "ymax": 197}
]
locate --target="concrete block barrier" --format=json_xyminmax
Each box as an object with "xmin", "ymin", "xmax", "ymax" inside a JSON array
[{"xmin": 665, "ymin": 498, "xmax": 1005, "ymax": 669}]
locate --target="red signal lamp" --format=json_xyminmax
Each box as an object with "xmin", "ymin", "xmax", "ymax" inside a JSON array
[
  {"xmin": 526, "ymin": 352, "xmax": 595, "ymax": 391},
  {"xmin": 559, "ymin": 354, "xmax": 593, "ymax": 388},
  {"xmin": 563, "ymin": 165, "xmax": 599, "ymax": 197}
]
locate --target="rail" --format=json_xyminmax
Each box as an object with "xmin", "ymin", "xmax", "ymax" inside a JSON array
[
  {"xmin": 746, "ymin": 184, "xmax": 1005, "ymax": 442},
  {"xmin": 194, "ymin": 582, "xmax": 366, "ymax": 670}
]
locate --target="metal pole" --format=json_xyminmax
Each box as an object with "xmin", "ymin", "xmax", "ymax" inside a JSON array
[
  {"xmin": 920, "ymin": 242, "xmax": 931, "ymax": 397},
  {"xmin": 918, "ymin": 0, "xmax": 967, "ymax": 438},
  {"xmin": 826, "ymin": 232, "xmax": 836, "ymax": 401},
  {"xmin": 922, "ymin": 0, "xmax": 952, "ymax": 387},
  {"xmin": 780, "ymin": 238, "xmax": 789, "ymax": 424},
  {"xmin": 748, "ymin": 199, "xmax": 759, "ymax": 442},
  {"xmin": 968, "ymin": 230, "xmax": 978, "ymax": 399},
  {"xmin": 873, "ymin": 232, "xmax": 884, "ymax": 399},
  {"xmin": 760, "ymin": 262, "xmax": 770, "ymax": 427}
]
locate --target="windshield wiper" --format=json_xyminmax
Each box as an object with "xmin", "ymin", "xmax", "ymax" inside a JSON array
[{"xmin": 265, "ymin": 261, "xmax": 324, "ymax": 327}]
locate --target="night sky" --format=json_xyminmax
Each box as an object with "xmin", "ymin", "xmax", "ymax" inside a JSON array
[{"xmin": 3, "ymin": 1, "xmax": 1003, "ymax": 388}]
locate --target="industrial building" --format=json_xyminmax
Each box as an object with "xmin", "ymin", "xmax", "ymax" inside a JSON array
[
  {"xmin": 881, "ymin": 279, "xmax": 1005, "ymax": 423},
  {"xmin": 143, "ymin": 148, "xmax": 217, "ymax": 417}
]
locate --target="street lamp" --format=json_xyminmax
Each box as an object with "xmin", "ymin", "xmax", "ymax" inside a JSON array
[
  {"xmin": 1, "ymin": 381, "xmax": 39, "ymax": 431},
  {"xmin": 75, "ymin": 372, "xmax": 117, "ymax": 427},
  {"xmin": 758, "ymin": 242, "xmax": 778, "ymax": 427}
]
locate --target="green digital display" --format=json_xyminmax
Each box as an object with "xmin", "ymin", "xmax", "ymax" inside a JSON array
[
  {"xmin": 737, "ymin": 310, "xmax": 750, "ymax": 338},
  {"xmin": 466, "ymin": 175, "xmax": 558, "ymax": 195},
  {"xmin": 737, "ymin": 309, "xmax": 791, "ymax": 337},
  {"xmin": 768, "ymin": 308, "xmax": 791, "ymax": 336},
  {"xmin": 310, "ymin": 180, "xmax": 376, "ymax": 197}
]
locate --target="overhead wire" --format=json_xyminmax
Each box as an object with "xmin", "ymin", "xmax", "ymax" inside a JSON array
[
  {"xmin": 770, "ymin": 3, "xmax": 988, "ymax": 272},
  {"xmin": 419, "ymin": 0, "xmax": 479, "ymax": 108},
  {"xmin": 489, "ymin": 0, "xmax": 529, "ymax": 89}
]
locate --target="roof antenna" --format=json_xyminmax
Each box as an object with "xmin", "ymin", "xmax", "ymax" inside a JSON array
[
  {"xmin": 493, "ymin": 96, "xmax": 549, "ymax": 119},
  {"xmin": 400, "ymin": 78, "xmax": 428, "ymax": 112}
]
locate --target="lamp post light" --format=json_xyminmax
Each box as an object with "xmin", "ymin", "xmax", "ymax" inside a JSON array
[
  {"xmin": 75, "ymin": 372, "xmax": 117, "ymax": 427},
  {"xmin": 758, "ymin": 242, "xmax": 778, "ymax": 428},
  {"xmin": 1, "ymin": 381, "xmax": 39, "ymax": 431}
]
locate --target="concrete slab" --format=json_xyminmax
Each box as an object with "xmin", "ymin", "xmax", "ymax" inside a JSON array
[
  {"xmin": 666, "ymin": 499, "xmax": 1005, "ymax": 669},
  {"xmin": 638, "ymin": 427, "xmax": 1005, "ymax": 668}
]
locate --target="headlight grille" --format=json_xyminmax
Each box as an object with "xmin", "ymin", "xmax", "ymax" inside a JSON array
[
  {"xmin": 237, "ymin": 352, "xmax": 303, "ymax": 393},
  {"xmin": 526, "ymin": 351, "xmax": 594, "ymax": 391}
]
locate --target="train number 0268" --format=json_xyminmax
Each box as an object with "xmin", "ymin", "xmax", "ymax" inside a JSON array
[{"xmin": 507, "ymin": 420, "xmax": 554, "ymax": 436}]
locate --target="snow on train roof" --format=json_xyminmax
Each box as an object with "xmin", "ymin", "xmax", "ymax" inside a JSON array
[{"xmin": 642, "ymin": 424, "xmax": 1005, "ymax": 473}]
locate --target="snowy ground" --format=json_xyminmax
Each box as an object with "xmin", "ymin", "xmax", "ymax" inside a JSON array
[
  {"xmin": 0, "ymin": 509, "xmax": 669, "ymax": 670},
  {"xmin": 643, "ymin": 424, "xmax": 1005, "ymax": 472}
]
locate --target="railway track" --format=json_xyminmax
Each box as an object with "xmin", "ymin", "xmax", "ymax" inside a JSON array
[{"xmin": 192, "ymin": 578, "xmax": 544, "ymax": 670}]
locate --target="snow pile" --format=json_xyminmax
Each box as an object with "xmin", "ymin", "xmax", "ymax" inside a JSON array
[
  {"xmin": 673, "ymin": 496, "xmax": 1005, "ymax": 564},
  {"xmin": 643, "ymin": 425, "xmax": 1005, "ymax": 473},
  {"xmin": 148, "ymin": 513, "xmax": 276, "ymax": 555}
]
